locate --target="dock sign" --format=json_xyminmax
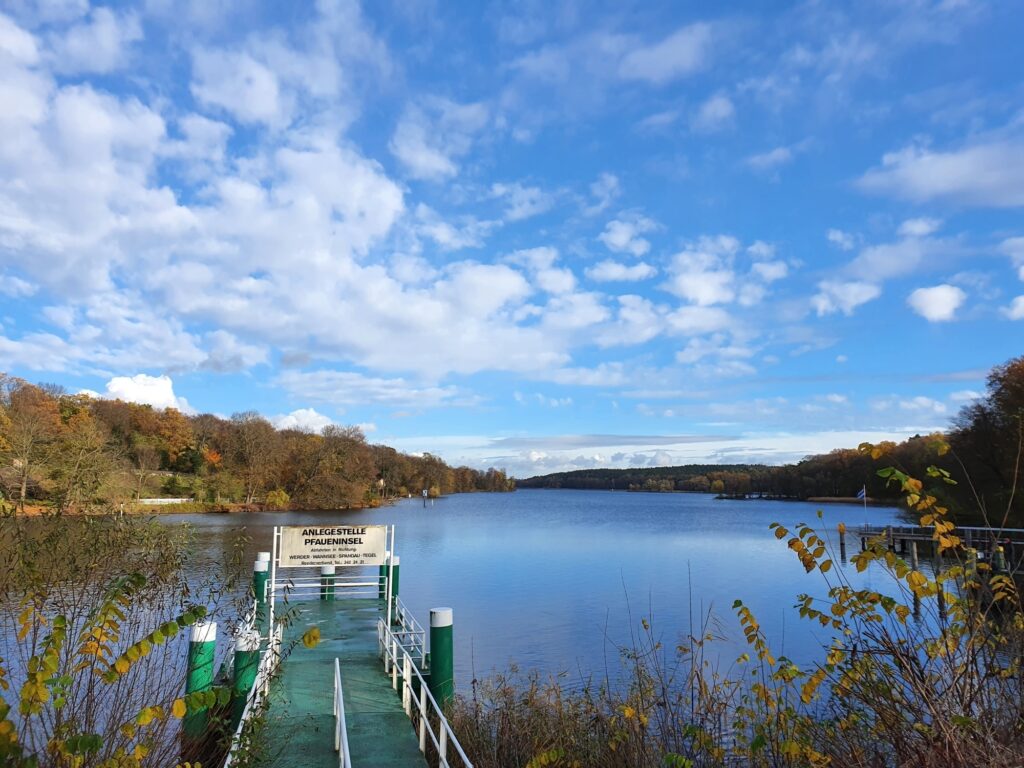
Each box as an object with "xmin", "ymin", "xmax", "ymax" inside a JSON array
[{"xmin": 278, "ymin": 525, "xmax": 388, "ymax": 568}]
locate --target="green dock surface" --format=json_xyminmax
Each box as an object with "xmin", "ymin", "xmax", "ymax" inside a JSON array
[{"xmin": 263, "ymin": 599, "xmax": 426, "ymax": 767}]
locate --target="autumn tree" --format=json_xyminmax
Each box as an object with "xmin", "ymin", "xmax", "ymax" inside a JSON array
[
  {"xmin": 950, "ymin": 355, "xmax": 1024, "ymax": 525},
  {"xmin": 230, "ymin": 411, "xmax": 278, "ymax": 504},
  {"xmin": 0, "ymin": 380, "xmax": 62, "ymax": 511}
]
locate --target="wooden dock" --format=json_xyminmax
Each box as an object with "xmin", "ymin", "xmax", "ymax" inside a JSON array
[{"xmin": 854, "ymin": 524, "xmax": 1024, "ymax": 571}]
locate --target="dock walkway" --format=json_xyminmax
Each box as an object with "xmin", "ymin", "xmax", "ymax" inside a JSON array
[{"xmin": 262, "ymin": 598, "xmax": 426, "ymax": 768}]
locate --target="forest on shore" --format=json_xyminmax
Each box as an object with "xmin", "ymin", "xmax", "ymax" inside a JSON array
[
  {"xmin": 0, "ymin": 373, "xmax": 513, "ymax": 514},
  {"xmin": 520, "ymin": 355, "xmax": 1024, "ymax": 526}
]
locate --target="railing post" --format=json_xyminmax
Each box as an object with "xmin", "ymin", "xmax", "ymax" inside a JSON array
[
  {"xmin": 419, "ymin": 686, "xmax": 427, "ymax": 752},
  {"xmin": 392, "ymin": 638, "xmax": 399, "ymax": 689},
  {"xmin": 439, "ymin": 727, "xmax": 448, "ymax": 767},
  {"xmin": 379, "ymin": 550, "xmax": 390, "ymax": 599},
  {"xmin": 403, "ymin": 655, "xmax": 412, "ymax": 715},
  {"xmin": 183, "ymin": 621, "xmax": 216, "ymax": 740},
  {"xmin": 429, "ymin": 607, "xmax": 455, "ymax": 710}
]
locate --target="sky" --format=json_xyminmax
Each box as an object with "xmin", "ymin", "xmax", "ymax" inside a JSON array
[{"xmin": 0, "ymin": 0, "xmax": 1022, "ymax": 478}]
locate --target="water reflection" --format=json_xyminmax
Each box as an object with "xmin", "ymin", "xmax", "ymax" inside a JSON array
[{"xmin": 160, "ymin": 489, "xmax": 907, "ymax": 688}]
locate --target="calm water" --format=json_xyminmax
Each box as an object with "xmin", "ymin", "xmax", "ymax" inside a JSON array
[{"xmin": 160, "ymin": 489, "xmax": 908, "ymax": 689}]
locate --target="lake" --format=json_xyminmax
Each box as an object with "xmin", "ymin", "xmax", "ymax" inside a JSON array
[{"xmin": 162, "ymin": 489, "xmax": 909, "ymax": 690}]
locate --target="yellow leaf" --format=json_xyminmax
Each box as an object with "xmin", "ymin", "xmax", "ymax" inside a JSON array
[
  {"xmin": 172, "ymin": 698, "xmax": 187, "ymax": 719},
  {"xmin": 302, "ymin": 626, "xmax": 321, "ymax": 649}
]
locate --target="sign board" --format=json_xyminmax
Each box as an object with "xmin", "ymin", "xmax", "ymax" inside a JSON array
[{"xmin": 278, "ymin": 525, "xmax": 388, "ymax": 568}]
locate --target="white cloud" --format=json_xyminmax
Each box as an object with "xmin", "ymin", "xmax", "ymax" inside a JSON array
[
  {"xmin": 276, "ymin": 369, "xmax": 470, "ymax": 409},
  {"xmin": 751, "ymin": 260, "xmax": 788, "ymax": 282},
  {"xmin": 491, "ymin": 181, "xmax": 555, "ymax": 221},
  {"xmin": 585, "ymin": 260, "xmax": 657, "ymax": 282},
  {"xmin": 665, "ymin": 305, "xmax": 733, "ymax": 335},
  {"xmin": 1006, "ymin": 296, "xmax": 1024, "ymax": 320},
  {"xmin": 827, "ymin": 229, "xmax": 856, "ymax": 251},
  {"xmin": 48, "ymin": 7, "xmax": 141, "ymax": 74},
  {"xmin": 907, "ymin": 284, "xmax": 966, "ymax": 322},
  {"xmin": 663, "ymin": 235, "xmax": 740, "ymax": 306},
  {"xmin": 1000, "ymin": 237, "xmax": 1024, "ymax": 281},
  {"xmin": 191, "ymin": 48, "xmax": 286, "ymax": 126},
  {"xmin": 598, "ymin": 215, "xmax": 657, "ymax": 256},
  {"xmin": 898, "ymin": 217, "xmax": 943, "ymax": 237},
  {"xmin": 583, "ymin": 172, "xmax": 620, "ymax": 216},
  {"xmin": 690, "ymin": 93, "xmax": 735, "ymax": 133},
  {"xmin": 202, "ymin": 330, "xmax": 268, "ymax": 372},
  {"xmin": 0, "ymin": 274, "xmax": 36, "ymax": 297},
  {"xmin": 414, "ymin": 204, "xmax": 494, "ymax": 250},
  {"xmin": 595, "ymin": 295, "xmax": 662, "ymax": 347},
  {"xmin": 0, "ymin": 13, "xmax": 41, "ymax": 64},
  {"xmin": 271, "ymin": 407, "xmax": 334, "ymax": 432},
  {"xmin": 390, "ymin": 98, "xmax": 488, "ymax": 181},
  {"xmin": 746, "ymin": 146, "xmax": 792, "ymax": 173},
  {"xmin": 812, "ymin": 281, "xmax": 881, "ymax": 316},
  {"xmin": 950, "ymin": 390, "xmax": 981, "ymax": 402},
  {"xmin": 104, "ymin": 373, "xmax": 193, "ymax": 412},
  {"xmin": 858, "ymin": 137, "xmax": 1024, "ymax": 207},
  {"xmin": 848, "ymin": 236, "xmax": 954, "ymax": 281},
  {"xmin": 618, "ymin": 22, "xmax": 713, "ymax": 85}
]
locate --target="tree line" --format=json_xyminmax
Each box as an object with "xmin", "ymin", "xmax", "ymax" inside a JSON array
[
  {"xmin": 520, "ymin": 355, "xmax": 1024, "ymax": 526},
  {"xmin": 0, "ymin": 374, "xmax": 514, "ymax": 513}
]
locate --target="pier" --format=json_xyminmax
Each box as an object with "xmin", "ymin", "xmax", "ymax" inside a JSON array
[
  {"xmin": 202, "ymin": 524, "xmax": 472, "ymax": 768},
  {"xmin": 852, "ymin": 524, "xmax": 1024, "ymax": 572}
]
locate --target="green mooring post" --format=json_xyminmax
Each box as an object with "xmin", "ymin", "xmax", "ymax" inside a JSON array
[
  {"xmin": 184, "ymin": 621, "xmax": 217, "ymax": 739},
  {"xmin": 231, "ymin": 630, "xmax": 261, "ymax": 730},
  {"xmin": 321, "ymin": 564, "xmax": 336, "ymax": 600},
  {"xmin": 994, "ymin": 545, "xmax": 1007, "ymax": 573},
  {"xmin": 429, "ymin": 607, "xmax": 454, "ymax": 709},
  {"xmin": 252, "ymin": 559, "xmax": 269, "ymax": 631},
  {"xmin": 378, "ymin": 550, "xmax": 391, "ymax": 599},
  {"xmin": 389, "ymin": 555, "xmax": 401, "ymax": 605}
]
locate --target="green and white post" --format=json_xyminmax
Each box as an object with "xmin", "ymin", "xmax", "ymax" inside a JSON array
[
  {"xmin": 320, "ymin": 564, "xmax": 336, "ymax": 601},
  {"xmin": 428, "ymin": 607, "xmax": 454, "ymax": 710},
  {"xmin": 389, "ymin": 555, "xmax": 401, "ymax": 605},
  {"xmin": 231, "ymin": 630, "xmax": 261, "ymax": 730},
  {"xmin": 184, "ymin": 621, "xmax": 217, "ymax": 739},
  {"xmin": 253, "ymin": 556, "xmax": 269, "ymax": 633}
]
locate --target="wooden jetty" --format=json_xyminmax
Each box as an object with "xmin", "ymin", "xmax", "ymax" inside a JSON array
[{"xmin": 852, "ymin": 524, "xmax": 1024, "ymax": 572}]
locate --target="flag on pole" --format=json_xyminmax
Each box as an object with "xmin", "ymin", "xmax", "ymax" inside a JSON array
[{"xmin": 856, "ymin": 485, "xmax": 866, "ymax": 500}]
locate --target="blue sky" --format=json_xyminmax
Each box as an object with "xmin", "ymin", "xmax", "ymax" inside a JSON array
[{"xmin": 1, "ymin": 0, "xmax": 1022, "ymax": 477}]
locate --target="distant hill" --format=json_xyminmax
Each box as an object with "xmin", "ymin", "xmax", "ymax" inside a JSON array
[{"xmin": 517, "ymin": 464, "xmax": 766, "ymax": 492}]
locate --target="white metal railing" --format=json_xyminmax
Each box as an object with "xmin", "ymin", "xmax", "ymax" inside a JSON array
[
  {"xmin": 378, "ymin": 618, "xmax": 473, "ymax": 768},
  {"xmin": 222, "ymin": 624, "xmax": 283, "ymax": 768},
  {"xmin": 390, "ymin": 596, "xmax": 427, "ymax": 667},
  {"xmin": 334, "ymin": 658, "xmax": 352, "ymax": 768}
]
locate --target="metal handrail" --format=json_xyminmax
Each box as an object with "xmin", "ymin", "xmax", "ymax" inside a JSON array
[
  {"xmin": 222, "ymin": 624, "xmax": 283, "ymax": 768},
  {"xmin": 378, "ymin": 618, "xmax": 473, "ymax": 768},
  {"xmin": 391, "ymin": 596, "xmax": 427, "ymax": 666},
  {"xmin": 334, "ymin": 658, "xmax": 352, "ymax": 767}
]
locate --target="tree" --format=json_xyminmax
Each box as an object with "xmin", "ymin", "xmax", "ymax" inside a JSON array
[
  {"xmin": 49, "ymin": 406, "xmax": 121, "ymax": 514},
  {"xmin": 230, "ymin": 411, "xmax": 278, "ymax": 504},
  {"xmin": 950, "ymin": 355, "xmax": 1024, "ymax": 525},
  {"xmin": 0, "ymin": 381, "xmax": 62, "ymax": 512}
]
